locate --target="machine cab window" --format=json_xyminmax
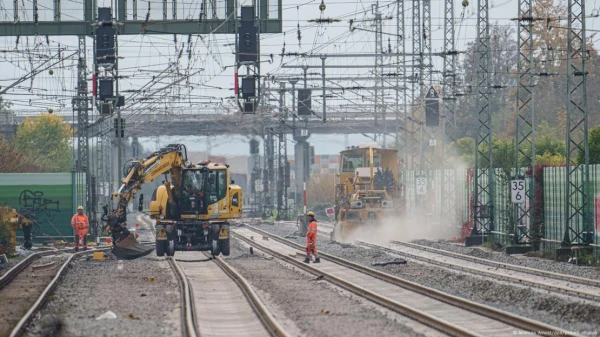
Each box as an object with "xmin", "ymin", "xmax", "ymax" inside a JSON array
[
  {"xmin": 181, "ymin": 170, "xmax": 205, "ymax": 213},
  {"xmin": 205, "ymin": 169, "xmax": 227, "ymax": 204},
  {"xmin": 342, "ymin": 153, "xmax": 365, "ymax": 172}
]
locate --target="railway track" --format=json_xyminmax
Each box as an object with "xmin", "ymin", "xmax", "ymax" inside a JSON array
[
  {"xmin": 0, "ymin": 248, "xmax": 74, "ymax": 337},
  {"xmin": 235, "ymin": 225, "xmax": 578, "ymax": 337},
  {"xmin": 139, "ymin": 214, "xmax": 288, "ymax": 337},
  {"xmin": 357, "ymin": 240, "xmax": 600, "ymax": 302},
  {"xmin": 319, "ymin": 222, "xmax": 600, "ymax": 301},
  {"xmin": 5, "ymin": 247, "xmax": 114, "ymax": 337}
]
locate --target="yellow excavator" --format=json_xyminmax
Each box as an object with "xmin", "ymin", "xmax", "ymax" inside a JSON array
[
  {"xmin": 0, "ymin": 206, "xmax": 35, "ymax": 257},
  {"xmin": 104, "ymin": 144, "xmax": 242, "ymax": 259}
]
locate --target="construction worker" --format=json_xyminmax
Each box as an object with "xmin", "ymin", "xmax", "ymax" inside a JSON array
[
  {"xmin": 71, "ymin": 206, "xmax": 89, "ymax": 252},
  {"xmin": 304, "ymin": 211, "xmax": 320, "ymax": 263}
]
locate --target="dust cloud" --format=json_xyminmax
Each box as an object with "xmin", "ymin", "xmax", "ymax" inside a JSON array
[
  {"xmin": 331, "ymin": 159, "xmax": 469, "ymax": 245},
  {"xmin": 332, "ymin": 210, "xmax": 461, "ymax": 245}
]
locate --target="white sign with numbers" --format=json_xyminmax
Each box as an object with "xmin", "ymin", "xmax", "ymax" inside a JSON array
[
  {"xmin": 416, "ymin": 177, "xmax": 427, "ymax": 195},
  {"xmin": 511, "ymin": 180, "xmax": 525, "ymax": 203},
  {"xmin": 255, "ymin": 180, "xmax": 264, "ymax": 192}
]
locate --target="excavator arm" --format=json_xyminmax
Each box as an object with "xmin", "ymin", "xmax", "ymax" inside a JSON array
[{"xmin": 102, "ymin": 144, "xmax": 188, "ymax": 259}]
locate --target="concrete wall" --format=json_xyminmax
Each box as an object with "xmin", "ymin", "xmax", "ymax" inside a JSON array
[{"xmin": 0, "ymin": 173, "xmax": 75, "ymax": 241}]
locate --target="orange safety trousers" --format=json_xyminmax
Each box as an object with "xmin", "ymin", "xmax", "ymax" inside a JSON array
[{"xmin": 306, "ymin": 220, "xmax": 318, "ymax": 256}]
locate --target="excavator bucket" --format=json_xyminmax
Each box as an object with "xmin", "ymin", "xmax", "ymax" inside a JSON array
[{"xmin": 111, "ymin": 233, "xmax": 154, "ymax": 260}]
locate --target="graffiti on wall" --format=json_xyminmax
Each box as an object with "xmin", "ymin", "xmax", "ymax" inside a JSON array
[{"xmin": 16, "ymin": 190, "xmax": 61, "ymax": 237}]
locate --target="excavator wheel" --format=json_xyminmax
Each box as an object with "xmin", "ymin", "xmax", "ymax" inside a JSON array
[
  {"xmin": 211, "ymin": 240, "xmax": 221, "ymax": 257},
  {"xmin": 219, "ymin": 239, "xmax": 230, "ymax": 256},
  {"xmin": 156, "ymin": 239, "xmax": 166, "ymax": 257},
  {"xmin": 165, "ymin": 240, "xmax": 175, "ymax": 257}
]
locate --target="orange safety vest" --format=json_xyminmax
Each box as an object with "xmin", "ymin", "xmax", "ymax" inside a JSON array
[
  {"xmin": 71, "ymin": 214, "xmax": 89, "ymax": 231},
  {"xmin": 307, "ymin": 219, "xmax": 317, "ymax": 240}
]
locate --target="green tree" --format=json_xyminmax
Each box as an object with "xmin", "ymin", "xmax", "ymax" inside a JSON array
[
  {"xmin": 0, "ymin": 135, "xmax": 43, "ymax": 172},
  {"xmin": 454, "ymin": 137, "xmax": 475, "ymax": 166},
  {"xmin": 13, "ymin": 114, "xmax": 73, "ymax": 172},
  {"xmin": 578, "ymin": 125, "xmax": 600, "ymax": 164},
  {"xmin": 536, "ymin": 152, "xmax": 566, "ymax": 166}
]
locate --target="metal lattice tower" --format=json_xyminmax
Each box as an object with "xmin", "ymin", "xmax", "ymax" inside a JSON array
[
  {"xmin": 421, "ymin": 0, "xmax": 433, "ymax": 170},
  {"xmin": 563, "ymin": 0, "xmax": 591, "ymax": 245},
  {"xmin": 264, "ymin": 129, "xmax": 276, "ymax": 217},
  {"xmin": 471, "ymin": 0, "xmax": 495, "ymax": 239},
  {"xmin": 75, "ymin": 35, "xmax": 95, "ymax": 237},
  {"xmin": 374, "ymin": 2, "xmax": 384, "ymax": 144},
  {"xmin": 513, "ymin": 0, "xmax": 535, "ymax": 244},
  {"xmin": 410, "ymin": 0, "xmax": 422, "ymax": 170},
  {"xmin": 441, "ymin": 0, "xmax": 458, "ymax": 226},
  {"xmin": 396, "ymin": 0, "xmax": 406, "ymax": 161},
  {"xmin": 276, "ymin": 83, "xmax": 288, "ymax": 220},
  {"xmin": 277, "ymin": 128, "xmax": 288, "ymax": 220},
  {"xmin": 102, "ymin": 121, "xmax": 112, "ymax": 207},
  {"xmin": 422, "ymin": 0, "xmax": 432, "ymax": 88}
]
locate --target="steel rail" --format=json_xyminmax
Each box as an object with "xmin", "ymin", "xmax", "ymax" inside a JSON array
[
  {"xmin": 239, "ymin": 225, "xmax": 578, "ymax": 337},
  {"xmin": 357, "ymin": 241, "xmax": 600, "ymax": 300},
  {"xmin": 8, "ymin": 247, "xmax": 111, "ymax": 337},
  {"xmin": 358, "ymin": 241, "xmax": 600, "ymax": 302},
  {"xmin": 210, "ymin": 254, "xmax": 290, "ymax": 337},
  {"xmin": 231, "ymin": 232, "xmax": 477, "ymax": 337},
  {"xmin": 391, "ymin": 240, "xmax": 600, "ymax": 288},
  {"xmin": 168, "ymin": 257, "xmax": 199, "ymax": 337},
  {"xmin": 0, "ymin": 248, "xmax": 74, "ymax": 291},
  {"xmin": 140, "ymin": 214, "xmax": 288, "ymax": 336}
]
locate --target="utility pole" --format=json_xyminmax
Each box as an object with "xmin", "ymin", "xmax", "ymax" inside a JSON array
[
  {"xmin": 277, "ymin": 82, "xmax": 287, "ymax": 220},
  {"xmin": 75, "ymin": 34, "xmax": 94, "ymax": 237},
  {"xmin": 422, "ymin": 0, "xmax": 434, "ymax": 170},
  {"xmin": 513, "ymin": 0, "xmax": 536, "ymax": 249},
  {"xmin": 562, "ymin": 0, "xmax": 591, "ymax": 248},
  {"xmin": 373, "ymin": 2, "xmax": 383, "ymax": 145},
  {"xmin": 410, "ymin": 0, "xmax": 422, "ymax": 171},
  {"xmin": 115, "ymin": 1, "xmax": 123, "ymax": 184},
  {"xmin": 441, "ymin": 0, "xmax": 459, "ymax": 230},
  {"xmin": 321, "ymin": 55, "xmax": 327, "ymax": 122},
  {"xmin": 468, "ymin": 0, "xmax": 494, "ymax": 246}
]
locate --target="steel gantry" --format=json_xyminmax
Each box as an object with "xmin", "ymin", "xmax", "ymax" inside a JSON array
[
  {"xmin": 441, "ymin": 0, "xmax": 458, "ymax": 227},
  {"xmin": 0, "ymin": 0, "xmax": 283, "ymax": 36},
  {"xmin": 563, "ymin": 0, "xmax": 591, "ymax": 246},
  {"xmin": 468, "ymin": 0, "xmax": 495, "ymax": 245},
  {"xmin": 513, "ymin": 0, "xmax": 536, "ymax": 246}
]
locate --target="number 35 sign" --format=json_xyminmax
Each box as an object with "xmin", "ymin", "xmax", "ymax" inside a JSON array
[{"xmin": 511, "ymin": 180, "xmax": 525, "ymax": 203}]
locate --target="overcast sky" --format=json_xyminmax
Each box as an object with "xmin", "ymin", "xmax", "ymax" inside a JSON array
[{"xmin": 1, "ymin": 0, "xmax": 599, "ymax": 156}]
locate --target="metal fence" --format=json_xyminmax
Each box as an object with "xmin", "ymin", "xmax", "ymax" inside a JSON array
[{"xmin": 404, "ymin": 165, "xmax": 599, "ymax": 255}]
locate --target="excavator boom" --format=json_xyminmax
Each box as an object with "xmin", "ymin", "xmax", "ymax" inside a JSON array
[{"xmin": 103, "ymin": 144, "xmax": 188, "ymax": 259}]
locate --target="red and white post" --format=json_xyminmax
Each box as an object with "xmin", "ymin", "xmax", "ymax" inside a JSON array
[{"xmin": 303, "ymin": 182, "xmax": 307, "ymax": 214}]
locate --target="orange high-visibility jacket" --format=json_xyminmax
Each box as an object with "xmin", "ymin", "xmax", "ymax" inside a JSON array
[
  {"xmin": 71, "ymin": 214, "xmax": 89, "ymax": 231},
  {"xmin": 307, "ymin": 220, "xmax": 317, "ymax": 241}
]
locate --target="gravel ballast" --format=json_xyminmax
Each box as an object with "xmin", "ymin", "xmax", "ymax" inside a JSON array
[
  {"xmin": 225, "ymin": 238, "xmax": 444, "ymax": 337},
  {"xmin": 248, "ymin": 221, "xmax": 600, "ymax": 333},
  {"xmin": 412, "ymin": 239, "xmax": 600, "ymax": 280},
  {"xmin": 26, "ymin": 214, "xmax": 180, "ymax": 337},
  {"xmin": 26, "ymin": 254, "xmax": 181, "ymax": 337}
]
